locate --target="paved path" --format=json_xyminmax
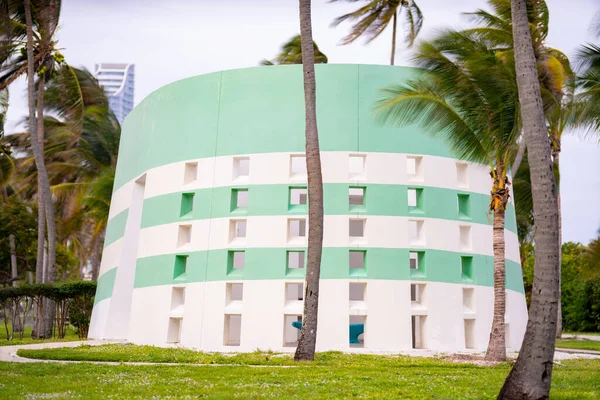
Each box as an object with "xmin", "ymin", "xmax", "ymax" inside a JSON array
[
  {"xmin": 561, "ymin": 334, "xmax": 600, "ymax": 341},
  {"xmin": 1, "ymin": 340, "xmax": 598, "ymax": 365}
]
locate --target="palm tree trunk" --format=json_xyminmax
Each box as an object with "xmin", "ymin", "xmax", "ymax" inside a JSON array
[
  {"xmin": 485, "ymin": 198, "xmax": 506, "ymax": 361},
  {"xmin": 91, "ymin": 230, "xmax": 105, "ymax": 282},
  {"xmin": 390, "ymin": 11, "xmax": 398, "ymax": 66},
  {"xmin": 511, "ymin": 137, "xmax": 526, "ymax": 177},
  {"xmin": 10, "ymin": 233, "xmax": 17, "ymax": 286},
  {"xmin": 295, "ymin": 0, "xmax": 324, "ymax": 362},
  {"xmin": 499, "ymin": 0, "xmax": 561, "ymax": 398},
  {"xmin": 35, "ymin": 200, "xmax": 45, "ymax": 283},
  {"xmin": 554, "ymin": 150, "xmax": 563, "ymax": 338}
]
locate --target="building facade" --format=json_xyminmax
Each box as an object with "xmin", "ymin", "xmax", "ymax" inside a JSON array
[
  {"xmin": 94, "ymin": 63, "xmax": 135, "ymax": 124},
  {"xmin": 89, "ymin": 65, "xmax": 527, "ymax": 353}
]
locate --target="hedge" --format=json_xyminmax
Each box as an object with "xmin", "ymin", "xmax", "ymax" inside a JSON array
[{"xmin": 0, "ymin": 281, "xmax": 96, "ymax": 340}]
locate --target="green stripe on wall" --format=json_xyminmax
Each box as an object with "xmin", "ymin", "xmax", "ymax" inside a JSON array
[
  {"xmin": 114, "ymin": 65, "xmax": 476, "ymax": 190},
  {"xmin": 104, "ymin": 209, "xmax": 128, "ymax": 248},
  {"xmin": 94, "ymin": 267, "xmax": 117, "ymax": 305},
  {"xmin": 129, "ymin": 247, "xmax": 524, "ymax": 294},
  {"xmin": 138, "ymin": 183, "xmax": 517, "ymax": 233}
]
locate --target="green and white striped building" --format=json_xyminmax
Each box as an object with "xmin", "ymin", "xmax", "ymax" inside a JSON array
[{"xmin": 89, "ymin": 64, "xmax": 527, "ymax": 352}]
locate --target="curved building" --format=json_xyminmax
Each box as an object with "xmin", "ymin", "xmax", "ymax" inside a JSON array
[
  {"xmin": 89, "ymin": 65, "xmax": 527, "ymax": 353},
  {"xmin": 94, "ymin": 63, "xmax": 135, "ymax": 124}
]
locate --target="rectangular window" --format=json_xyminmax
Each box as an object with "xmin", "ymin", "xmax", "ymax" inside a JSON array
[
  {"xmin": 287, "ymin": 251, "xmax": 305, "ymax": 269},
  {"xmin": 349, "ymin": 155, "xmax": 366, "ymax": 179},
  {"xmin": 183, "ymin": 162, "xmax": 198, "ymax": 185},
  {"xmin": 226, "ymin": 283, "xmax": 244, "ymax": 302},
  {"xmin": 288, "ymin": 219, "xmax": 306, "ymax": 238},
  {"xmin": 464, "ymin": 319, "xmax": 476, "ymax": 349},
  {"xmin": 349, "ymin": 219, "xmax": 365, "ymax": 238},
  {"xmin": 171, "ymin": 287, "xmax": 185, "ymax": 310},
  {"xmin": 412, "ymin": 316, "xmax": 426, "ymax": 349},
  {"xmin": 407, "ymin": 156, "xmax": 423, "ymax": 181},
  {"xmin": 177, "ymin": 225, "xmax": 192, "ymax": 247},
  {"xmin": 461, "ymin": 256, "xmax": 474, "ymax": 281},
  {"xmin": 408, "ymin": 188, "xmax": 424, "ymax": 212},
  {"xmin": 290, "ymin": 155, "xmax": 307, "ymax": 177},
  {"xmin": 349, "ymin": 251, "xmax": 366, "ymax": 271},
  {"xmin": 410, "ymin": 251, "xmax": 425, "ymax": 276},
  {"xmin": 349, "ymin": 187, "xmax": 365, "ymax": 208},
  {"xmin": 289, "ymin": 187, "xmax": 307, "ymax": 207},
  {"xmin": 349, "ymin": 315, "xmax": 366, "ymax": 348},
  {"xmin": 283, "ymin": 315, "xmax": 302, "ymax": 347},
  {"xmin": 223, "ymin": 315, "xmax": 241, "ymax": 346},
  {"xmin": 233, "ymin": 157, "xmax": 250, "ymax": 179},
  {"xmin": 411, "ymin": 283, "xmax": 425, "ymax": 304},
  {"xmin": 459, "ymin": 226, "xmax": 472, "ymax": 251},
  {"xmin": 463, "ymin": 288, "xmax": 475, "ymax": 312},
  {"xmin": 229, "ymin": 220, "xmax": 247, "ymax": 241},
  {"xmin": 180, "ymin": 192, "xmax": 194, "ymax": 217},
  {"xmin": 173, "ymin": 255, "xmax": 188, "ymax": 279},
  {"xmin": 167, "ymin": 318, "xmax": 182, "ymax": 343},
  {"xmin": 285, "ymin": 282, "xmax": 304, "ymax": 301},
  {"xmin": 456, "ymin": 162, "xmax": 469, "ymax": 188},
  {"xmin": 227, "ymin": 251, "xmax": 245, "ymax": 272},
  {"xmin": 408, "ymin": 220, "xmax": 425, "ymax": 246},
  {"xmin": 349, "ymin": 283, "xmax": 366, "ymax": 301},
  {"xmin": 458, "ymin": 194, "xmax": 471, "ymax": 218},
  {"xmin": 231, "ymin": 189, "xmax": 248, "ymax": 211}
]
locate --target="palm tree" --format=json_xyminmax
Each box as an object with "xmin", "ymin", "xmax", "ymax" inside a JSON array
[
  {"xmin": 295, "ymin": 0, "xmax": 324, "ymax": 362},
  {"xmin": 498, "ymin": 0, "xmax": 561, "ymax": 397},
  {"xmin": 0, "ymin": 0, "xmax": 64, "ymax": 292},
  {"xmin": 464, "ymin": 0, "xmax": 574, "ymax": 336},
  {"xmin": 261, "ymin": 35, "xmax": 328, "ymax": 65},
  {"xmin": 330, "ymin": 0, "xmax": 423, "ymax": 65},
  {"xmin": 377, "ymin": 30, "xmax": 520, "ymax": 361}
]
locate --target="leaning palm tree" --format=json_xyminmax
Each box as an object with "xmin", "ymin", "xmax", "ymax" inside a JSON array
[
  {"xmin": 377, "ymin": 30, "xmax": 520, "ymax": 361},
  {"xmin": 464, "ymin": 0, "xmax": 574, "ymax": 336},
  {"xmin": 261, "ymin": 35, "xmax": 328, "ymax": 65},
  {"xmin": 498, "ymin": 0, "xmax": 560, "ymax": 398},
  {"xmin": 330, "ymin": 0, "xmax": 423, "ymax": 65},
  {"xmin": 294, "ymin": 0, "xmax": 324, "ymax": 362}
]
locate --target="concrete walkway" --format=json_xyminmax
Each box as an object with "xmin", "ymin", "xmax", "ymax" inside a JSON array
[
  {"xmin": 561, "ymin": 334, "xmax": 600, "ymax": 341},
  {"xmin": 1, "ymin": 340, "xmax": 598, "ymax": 365}
]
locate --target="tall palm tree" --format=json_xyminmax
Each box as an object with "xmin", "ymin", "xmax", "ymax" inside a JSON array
[
  {"xmin": 377, "ymin": 30, "xmax": 520, "ymax": 361},
  {"xmin": 464, "ymin": 0, "xmax": 574, "ymax": 336},
  {"xmin": 499, "ymin": 0, "xmax": 561, "ymax": 397},
  {"xmin": 0, "ymin": 0, "xmax": 64, "ymax": 291},
  {"xmin": 330, "ymin": 0, "xmax": 423, "ymax": 65},
  {"xmin": 261, "ymin": 35, "xmax": 328, "ymax": 65},
  {"xmin": 295, "ymin": 0, "xmax": 324, "ymax": 362}
]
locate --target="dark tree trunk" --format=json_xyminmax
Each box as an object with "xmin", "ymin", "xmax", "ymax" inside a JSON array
[
  {"xmin": 499, "ymin": 0, "xmax": 561, "ymax": 398},
  {"xmin": 91, "ymin": 230, "xmax": 105, "ymax": 282},
  {"xmin": 294, "ymin": 0, "xmax": 324, "ymax": 362}
]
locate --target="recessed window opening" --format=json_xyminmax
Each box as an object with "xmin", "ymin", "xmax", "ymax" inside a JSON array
[
  {"xmin": 461, "ymin": 256, "xmax": 474, "ymax": 280},
  {"xmin": 349, "ymin": 315, "xmax": 366, "ymax": 347},
  {"xmin": 171, "ymin": 287, "xmax": 185, "ymax": 310},
  {"xmin": 177, "ymin": 225, "xmax": 192, "ymax": 247},
  {"xmin": 231, "ymin": 189, "xmax": 248, "ymax": 210},
  {"xmin": 407, "ymin": 156, "xmax": 423, "ymax": 180},
  {"xmin": 223, "ymin": 315, "xmax": 241, "ymax": 346},
  {"xmin": 409, "ymin": 252, "xmax": 419, "ymax": 270},
  {"xmin": 183, "ymin": 162, "xmax": 198, "ymax": 185},
  {"xmin": 233, "ymin": 157, "xmax": 250, "ymax": 179},
  {"xmin": 349, "ymin": 219, "xmax": 365, "ymax": 238},
  {"xmin": 290, "ymin": 188, "xmax": 307, "ymax": 205},
  {"xmin": 287, "ymin": 251, "xmax": 305, "ymax": 269},
  {"xmin": 349, "ymin": 155, "xmax": 365, "ymax": 178},
  {"xmin": 349, "ymin": 283, "xmax": 366, "ymax": 301},
  {"xmin": 464, "ymin": 319, "xmax": 476, "ymax": 349},
  {"xmin": 284, "ymin": 315, "xmax": 302, "ymax": 347},
  {"xmin": 288, "ymin": 219, "xmax": 306, "ymax": 238},
  {"xmin": 229, "ymin": 251, "xmax": 245, "ymax": 270},
  {"xmin": 173, "ymin": 255, "xmax": 188, "ymax": 279},
  {"xmin": 458, "ymin": 194, "xmax": 471, "ymax": 218},
  {"xmin": 290, "ymin": 155, "xmax": 307, "ymax": 177},
  {"xmin": 227, "ymin": 283, "xmax": 244, "ymax": 302},
  {"xmin": 408, "ymin": 220, "xmax": 424, "ymax": 245},
  {"xmin": 408, "ymin": 189, "xmax": 417, "ymax": 207},
  {"xmin": 463, "ymin": 288, "xmax": 475, "ymax": 312},
  {"xmin": 349, "ymin": 187, "xmax": 365, "ymax": 206},
  {"xmin": 459, "ymin": 226, "xmax": 472, "ymax": 250},
  {"xmin": 456, "ymin": 162, "xmax": 469, "ymax": 187},
  {"xmin": 180, "ymin": 193, "xmax": 194, "ymax": 217},
  {"xmin": 411, "ymin": 283, "xmax": 425, "ymax": 304},
  {"xmin": 230, "ymin": 220, "xmax": 247, "ymax": 240},
  {"xmin": 167, "ymin": 318, "xmax": 182, "ymax": 343},
  {"xmin": 285, "ymin": 283, "xmax": 304, "ymax": 301},
  {"xmin": 411, "ymin": 316, "xmax": 426, "ymax": 349},
  {"xmin": 349, "ymin": 251, "xmax": 365, "ymax": 269}
]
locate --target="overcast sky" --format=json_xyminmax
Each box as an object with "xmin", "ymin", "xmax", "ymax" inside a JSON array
[{"xmin": 5, "ymin": 0, "xmax": 599, "ymax": 244}]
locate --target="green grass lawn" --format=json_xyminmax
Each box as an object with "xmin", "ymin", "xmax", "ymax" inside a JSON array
[
  {"xmin": 7, "ymin": 344, "xmax": 600, "ymax": 399},
  {"xmin": 556, "ymin": 339, "xmax": 600, "ymax": 352},
  {"xmin": 0, "ymin": 325, "xmax": 82, "ymax": 347}
]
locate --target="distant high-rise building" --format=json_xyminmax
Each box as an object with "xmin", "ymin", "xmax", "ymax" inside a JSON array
[{"xmin": 94, "ymin": 63, "xmax": 135, "ymax": 124}]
